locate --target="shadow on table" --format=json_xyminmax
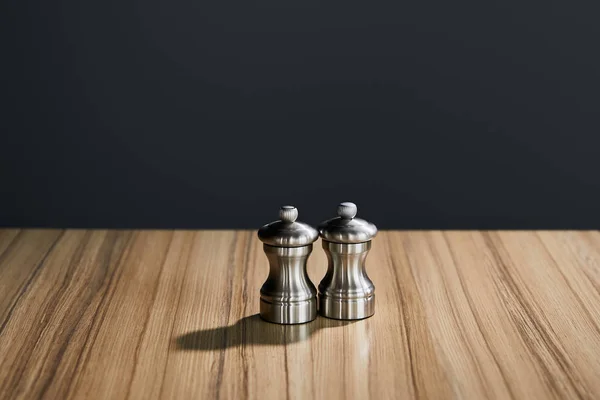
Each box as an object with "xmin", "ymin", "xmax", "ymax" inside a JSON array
[{"xmin": 176, "ymin": 314, "xmax": 353, "ymax": 350}]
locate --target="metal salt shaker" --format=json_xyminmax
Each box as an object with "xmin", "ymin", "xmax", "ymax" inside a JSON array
[
  {"xmin": 318, "ymin": 202, "xmax": 377, "ymax": 320},
  {"xmin": 257, "ymin": 206, "xmax": 318, "ymax": 324}
]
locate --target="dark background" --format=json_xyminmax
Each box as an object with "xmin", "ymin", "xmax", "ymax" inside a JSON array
[{"xmin": 2, "ymin": 0, "xmax": 600, "ymax": 229}]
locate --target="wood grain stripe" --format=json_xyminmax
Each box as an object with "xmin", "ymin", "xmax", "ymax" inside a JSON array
[
  {"xmin": 483, "ymin": 232, "xmax": 589, "ymax": 399},
  {"xmin": 441, "ymin": 232, "xmax": 516, "ymax": 400}
]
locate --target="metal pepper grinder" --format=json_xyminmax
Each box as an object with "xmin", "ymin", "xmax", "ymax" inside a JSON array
[
  {"xmin": 318, "ymin": 202, "xmax": 378, "ymax": 320},
  {"xmin": 257, "ymin": 206, "xmax": 319, "ymax": 324}
]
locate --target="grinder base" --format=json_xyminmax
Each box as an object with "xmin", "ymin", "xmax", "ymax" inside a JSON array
[
  {"xmin": 260, "ymin": 298, "xmax": 317, "ymax": 324},
  {"xmin": 319, "ymin": 294, "xmax": 375, "ymax": 320}
]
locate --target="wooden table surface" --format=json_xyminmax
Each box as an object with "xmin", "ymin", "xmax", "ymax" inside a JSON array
[{"xmin": 1, "ymin": 229, "xmax": 600, "ymax": 399}]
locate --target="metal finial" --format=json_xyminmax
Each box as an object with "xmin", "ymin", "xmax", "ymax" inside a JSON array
[
  {"xmin": 337, "ymin": 202, "xmax": 357, "ymax": 219},
  {"xmin": 279, "ymin": 206, "xmax": 298, "ymax": 223}
]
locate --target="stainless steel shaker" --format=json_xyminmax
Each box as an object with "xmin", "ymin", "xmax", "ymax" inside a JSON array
[
  {"xmin": 318, "ymin": 202, "xmax": 377, "ymax": 320},
  {"xmin": 257, "ymin": 206, "xmax": 318, "ymax": 324}
]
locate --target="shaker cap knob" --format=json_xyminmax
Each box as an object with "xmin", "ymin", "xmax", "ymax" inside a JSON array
[
  {"xmin": 279, "ymin": 205, "xmax": 298, "ymax": 223},
  {"xmin": 319, "ymin": 202, "xmax": 377, "ymax": 244},
  {"xmin": 258, "ymin": 206, "xmax": 318, "ymax": 247},
  {"xmin": 337, "ymin": 202, "xmax": 358, "ymax": 219}
]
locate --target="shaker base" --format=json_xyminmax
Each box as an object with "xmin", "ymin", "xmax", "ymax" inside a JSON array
[
  {"xmin": 260, "ymin": 298, "xmax": 317, "ymax": 324},
  {"xmin": 319, "ymin": 294, "xmax": 375, "ymax": 320}
]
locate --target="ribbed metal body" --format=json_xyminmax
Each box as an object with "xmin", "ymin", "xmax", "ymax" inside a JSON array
[
  {"xmin": 318, "ymin": 241, "xmax": 375, "ymax": 320},
  {"xmin": 260, "ymin": 244, "xmax": 317, "ymax": 324}
]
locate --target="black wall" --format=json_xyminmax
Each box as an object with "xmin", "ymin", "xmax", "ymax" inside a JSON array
[{"xmin": 2, "ymin": 0, "xmax": 600, "ymax": 229}]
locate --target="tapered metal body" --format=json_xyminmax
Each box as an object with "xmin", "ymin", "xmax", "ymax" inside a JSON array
[
  {"xmin": 318, "ymin": 202, "xmax": 377, "ymax": 320},
  {"xmin": 319, "ymin": 241, "xmax": 374, "ymax": 319},
  {"xmin": 260, "ymin": 244, "xmax": 317, "ymax": 324},
  {"xmin": 258, "ymin": 206, "xmax": 318, "ymax": 324}
]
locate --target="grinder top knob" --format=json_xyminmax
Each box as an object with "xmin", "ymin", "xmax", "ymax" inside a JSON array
[
  {"xmin": 318, "ymin": 202, "xmax": 377, "ymax": 244},
  {"xmin": 258, "ymin": 206, "xmax": 318, "ymax": 247}
]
